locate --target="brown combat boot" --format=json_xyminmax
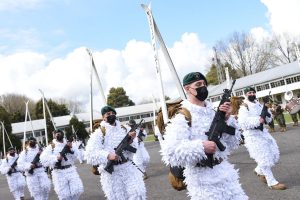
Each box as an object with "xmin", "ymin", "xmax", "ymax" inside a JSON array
[
  {"xmin": 293, "ymin": 122, "xmax": 298, "ymax": 126},
  {"xmin": 270, "ymin": 183, "xmax": 287, "ymax": 190},
  {"xmin": 254, "ymin": 171, "xmax": 267, "ymax": 184},
  {"xmin": 143, "ymin": 172, "xmax": 148, "ymax": 180},
  {"xmin": 269, "ymin": 128, "xmax": 275, "ymax": 133},
  {"xmin": 280, "ymin": 127, "xmax": 285, "ymax": 132}
]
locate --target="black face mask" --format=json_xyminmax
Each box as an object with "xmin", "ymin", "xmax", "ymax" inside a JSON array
[
  {"xmin": 107, "ymin": 114, "xmax": 116, "ymax": 125},
  {"xmin": 29, "ymin": 142, "xmax": 36, "ymax": 148},
  {"xmin": 248, "ymin": 95, "xmax": 256, "ymax": 102},
  {"xmin": 194, "ymin": 86, "xmax": 208, "ymax": 101},
  {"xmin": 56, "ymin": 135, "xmax": 64, "ymax": 142},
  {"xmin": 9, "ymin": 152, "xmax": 15, "ymax": 157}
]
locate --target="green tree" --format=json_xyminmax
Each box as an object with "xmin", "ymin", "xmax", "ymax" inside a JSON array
[
  {"xmin": 65, "ymin": 116, "xmax": 89, "ymax": 142},
  {"xmin": 35, "ymin": 99, "xmax": 70, "ymax": 142},
  {"xmin": 206, "ymin": 64, "xmax": 219, "ymax": 85},
  {"xmin": 107, "ymin": 87, "xmax": 135, "ymax": 108},
  {"xmin": 0, "ymin": 106, "xmax": 22, "ymax": 154}
]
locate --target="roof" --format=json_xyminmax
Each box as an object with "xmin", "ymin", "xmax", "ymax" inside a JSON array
[
  {"xmin": 12, "ymin": 102, "xmax": 155, "ymax": 134},
  {"xmin": 208, "ymin": 61, "xmax": 300, "ymax": 97}
]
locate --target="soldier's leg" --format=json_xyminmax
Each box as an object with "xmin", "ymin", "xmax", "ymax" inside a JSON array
[
  {"xmin": 291, "ymin": 114, "xmax": 298, "ymax": 126},
  {"xmin": 268, "ymin": 120, "xmax": 275, "ymax": 132},
  {"xmin": 259, "ymin": 166, "xmax": 278, "ymax": 187}
]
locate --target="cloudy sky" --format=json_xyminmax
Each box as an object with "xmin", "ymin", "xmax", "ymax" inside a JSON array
[{"xmin": 0, "ymin": 0, "xmax": 300, "ymax": 112}]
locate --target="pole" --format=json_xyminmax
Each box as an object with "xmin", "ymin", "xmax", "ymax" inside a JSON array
[
  {"xmin": 141, "ymin": 4, "xmax": 169, "ymax": 124},
  {"xmin": 39, "ymin": 89, "xmax": 48, "ymax": 146},
  {"xmin": 86, "ymin": 48, "xmax": 107, "ymax": 106}
]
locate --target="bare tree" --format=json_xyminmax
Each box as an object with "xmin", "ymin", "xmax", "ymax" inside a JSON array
[
  {"xmin": 0, "ymin": 93, "xmax": 36, "ymax": 119},
  {"xmin": 56, "ymin": 98, "xmax": 84, "ymax": 114},
  {"xmin": 215, "ymin": 32, "xmax": 275, "ymax": 76},
  {"xmin": 269, "ymin": 33, "xmax": 298, "ymax": 66}
]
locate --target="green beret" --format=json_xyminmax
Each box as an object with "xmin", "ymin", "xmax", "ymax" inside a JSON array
[
  {"xmin": 244, "ymin": 87, "xmax": 256, "ymax": 94},
  {"xmin": 101, "ymin": 105, "xmax": 117, "ymax": 115},
  {"xmin": 7, "ymin": 147, "xmax": 15, "ymax": 151},
  {"xmin": 182, "ymin": 72, "xmax": 207, "ymax": 86}
]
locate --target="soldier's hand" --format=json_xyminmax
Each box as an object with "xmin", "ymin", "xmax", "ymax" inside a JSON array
[
  {"xmin": 219, "ymin": 102, "xmax": 231, "ymax": 113},
  {"xmin": 57, "ymin": 155, "xmax": 63, "ymax": 161},
  {"xmin": 128, "ymin": 131, "xmax": 136, "ymax": 138},
  {"xmin": 30, "ymin": 164, "xmax": 36, "ymax": 169},
  {"xmin": 259, "ymin": 117, "xmax": 265, "ymax": 124},
  {"xmin": 203, "ymin": 141, "xmax": 217, "ymax": 154},
  {"xmin": 107, "ymin": 153, "xmax": 118, "ymax": 161}
]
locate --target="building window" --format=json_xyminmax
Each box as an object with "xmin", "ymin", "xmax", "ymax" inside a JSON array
[
  {"xmin": 256, "ymin": 83, "xmax": 270, "ymax": 92},
  {"xmin": 130, "ymin": 115, "xmax": 141, "ymax": 120},
  {"xmin": 211, "ymin": 96, "xmax": 221, "ymax": 102},
  {"xmin": 141, "ymin": 113, "xmax": 151, "ymax": 118},
  {"xmin": 286, "ymin": 75, "xmax": 300, "ymax": 84},
  {"xmin": 236, "ymin": 90, "xmax": 243, "ymax": 96},
  {"xmin": 119, "ymin": 116, "xmax": 130, "ymax": 122},
  {"xmin": 270, "ymin": 80, "xmax": 285, "ymax": 88}
]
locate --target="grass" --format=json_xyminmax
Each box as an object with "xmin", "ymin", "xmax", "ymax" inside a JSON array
[{"xmin": 144, "ymin": 134, "xmax": 156, "ymax": 142}]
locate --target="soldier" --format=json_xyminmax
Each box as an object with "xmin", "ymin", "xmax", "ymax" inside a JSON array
[
  {"xmin": 290, "ymin": 113, "xmax": 298, "ymax": 126},
  {"xmin": 40, "ymin": 129, "xmax": 84, "ymax": 200},
  {"xmin": 238, "ymin": 87, "xmax": 286, "ymax": 190},
  {"xmin": 17, "ymin": 136, "xmax": 51, "ymax": 200},
  {"xmin": 131, "ymin": 121, "xmax": 150, "ymax": 180},
  {"xmin": 160, "ymin": 72, "xmax": 248, "ymax": 199},
  {"xmin": 85, "ymin": 106, "xmax": 146, "ymax": 200},
  {"xmin": 0, "ymin": 147, "xmax": 26, "ymax": 200},
  {"xmin": 272, "ymin": 103, "xmax": 287, "ymax": 132}
]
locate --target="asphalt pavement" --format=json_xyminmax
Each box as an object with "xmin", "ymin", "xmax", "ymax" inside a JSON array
[{"xmin": 0, "ymin": 124, "xmax": 299, "ymax": 200}]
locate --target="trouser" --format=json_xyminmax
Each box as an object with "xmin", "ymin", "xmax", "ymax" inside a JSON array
[
  {"xmin": 268, "ymin": 120, "xmax": 274, "ymax": 129},
  {"xmin": 291, "ymin": 113, "xmax": 298, "ymax": 123},
  {"xmin": 12, "ymin": 190, "xmax": 24, "ymax": 200},
  {"xmin": 254, "ymin": 165, "xmax": 278, "ymax": 187},
  {"xmin": 275, "ymin": 114, "xmax": 286, "ymax": 127}
]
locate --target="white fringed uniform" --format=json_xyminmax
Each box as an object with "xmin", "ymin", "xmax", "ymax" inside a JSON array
[
  {"xmin": 133, "ymin": 129, "xmax": 150, "ymax": 173},
  {"xmin": 18, "ymin": 145, "xmax": 51, "ymax": 200},
  {"xmin": 238, "ymin": 99, "xmax": 280, "ymax": 186},
  {"xmin": 160, "ymin": 100, "xmax": 248, "ymax": 200},
  {"xmin": 0, "ymin": 154, "xmax": 26, "ymax": 200},
  {"xmin": 85, "ymin": 120, "xmax": 146, "ymax": 200},
  {"xmin": 40, "ymin": 139, "xmax": 84, "ymax": 200}
]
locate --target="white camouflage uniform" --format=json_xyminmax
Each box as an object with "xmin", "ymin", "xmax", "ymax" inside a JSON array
[
  {"xmin": 18, "ymin": 145, "xmax": 51, "ymax": 200},
  {"xmin": 40, "ymin": 139, "xmax": 84, "ymax": 200},
  {"xmin": 0, "ymin": 154, "xmax": 26, "ymax": 200},
  {"xmin": 133, "ymin": 128, "xmax": 150, "ymax": 173},
  {"xmin": 85, "ymin": 120, "xmax": 146, "ymax": 200},
  {"xmin": 161, "ymin": 100, "xmax": 248, "ymax": 200},
  {"xmin": 238, "ymin": 99, "xmax": 280, "ymax": 187}
]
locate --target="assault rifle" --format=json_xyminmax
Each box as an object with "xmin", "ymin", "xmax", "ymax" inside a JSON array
[
  {"xmin": 104, "ymin": 119, "xmax": 144, "ymax": 174},
  {"xmin": 204, "ymin": 80, "xmax": 236, "ymax": 168},
  {"xmin": 7, "ymin": 157, "xmax": 19, "ymax": 176},
  {"xmin": 256, "ymin": 92, "xmax": 271, "ymax": 131},
  {"xmin": 137, "ymin": 129, "xmax": 146, "ymax": 143},
  {"xmin": 28, "ymin": 144, "xmax": 43, "ymax": 174},
  {"xmin": 55, "ymin": 140, "xmax": 74, "ymax": 169}
]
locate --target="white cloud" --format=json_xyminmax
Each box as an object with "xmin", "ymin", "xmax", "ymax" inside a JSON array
[
  {"xmin": 250, "ymin": 27, "xmax": 271, "ymax": 43},
  {"xmin": 0, "ymin": 0, "xmax": 44, "ymax": 11},
  {"xmin": 0, "ymin": 33, "xmax": 211, "ymax": 111},
  {"xmin": 261, "ymin": 0, "xmax": 300, "ymax": 36}
]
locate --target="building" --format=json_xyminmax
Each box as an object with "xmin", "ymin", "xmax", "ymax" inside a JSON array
[{"xmin": 11, "ymin": 61, "xmax": 300, "ymax": 143}]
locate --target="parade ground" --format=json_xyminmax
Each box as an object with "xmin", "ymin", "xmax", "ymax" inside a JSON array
[{"xmin": 0, "ymin": 124, "xmax": 299, "ymax": 200}]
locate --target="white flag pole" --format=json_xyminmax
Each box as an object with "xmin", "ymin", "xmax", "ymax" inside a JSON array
[
  {"xmin": 86, "ymin": 48, "xmax": 107, "ymax": 106},
  {"xmin": 1, "ymin": 122, "xmax": 6, "ymax": 157},
  {"xmin": 142, "ymin": 4, "xmax": 169, "ymax": 124},
  {"xmin": 23, "ymin": 101, "xmax": 29, "ymax": 149},
  {"xmin": 38, "ymin": 89, "xmax": 48, "ymax": 146}
]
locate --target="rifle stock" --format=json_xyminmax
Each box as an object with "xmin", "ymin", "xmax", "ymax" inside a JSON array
[
  {"xmin": 205, "ymin": 80, "xmax": 236, "ymax": 168},
  {"xmin": 104, "ymin": 119, "xmax": 144, "ymax": 174}
]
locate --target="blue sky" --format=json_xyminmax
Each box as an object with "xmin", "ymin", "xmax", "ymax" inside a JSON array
[
  {"xmin": 0, "ymin": 0, "xmax": 299, "ymax": 110},
  {"xmin": 0, "ymin": 0, "xmax": 269, "ymax": 56}
]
